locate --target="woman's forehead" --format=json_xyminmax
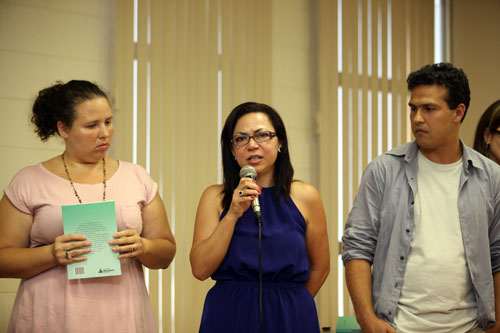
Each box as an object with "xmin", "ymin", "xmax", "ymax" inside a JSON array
[{"xmin": 234, "ymin": 112, "xmax": 273, "ymax": 132}]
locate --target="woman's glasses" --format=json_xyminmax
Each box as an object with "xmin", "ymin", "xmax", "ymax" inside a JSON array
[{"xmin": 231, "ymin": 131, "xmax": 277, "ymax": 146}]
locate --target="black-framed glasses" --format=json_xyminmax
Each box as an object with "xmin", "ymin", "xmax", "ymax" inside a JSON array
[{"xmin": 231, "ymin": 131, "xmax": 277, "ymax": 146}]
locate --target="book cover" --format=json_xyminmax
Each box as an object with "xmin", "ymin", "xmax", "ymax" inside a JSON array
[{"xmin": 62, "ymin": 201, "xmax": 121, "ymax": 280}]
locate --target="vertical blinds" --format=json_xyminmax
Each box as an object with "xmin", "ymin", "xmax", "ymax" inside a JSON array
[
  {"xmin": 317, "ymin": 0, "xmax": 433, "ymax": 323},
  {"xmin": 115, "ymin": 0, "xmax": 434, "ymax": 330},
  {"xmin": 115, "ymin": 0, "xmax": 271, "ymax": 331}
]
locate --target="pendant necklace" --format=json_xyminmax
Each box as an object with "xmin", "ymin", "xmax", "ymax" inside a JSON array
[{"xmin": 61, "ymin": 153, "xmax": 106, "ymax": 204}]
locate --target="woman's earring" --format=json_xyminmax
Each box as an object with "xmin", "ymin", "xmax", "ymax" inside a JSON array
[
  {"xmin": 233, "ymin": 155, "xmax": 237, "ymax": 160},
  {"xmin": 278, "ymin": 146, "xmax": 282, "ymax": 153}
]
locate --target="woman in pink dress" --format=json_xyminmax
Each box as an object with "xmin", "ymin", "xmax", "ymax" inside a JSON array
[{"xmin": 0, "ymin": 80, "xmax": 176, "ymax": 332}]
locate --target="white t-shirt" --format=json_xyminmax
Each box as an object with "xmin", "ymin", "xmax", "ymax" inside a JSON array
[{"xmin": 394, "ymin": 151, "xmax": 478, "ymax": 332}]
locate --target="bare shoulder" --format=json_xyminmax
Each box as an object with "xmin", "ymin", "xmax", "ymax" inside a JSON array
[
  {"xmin": 290, "ymin": 181, "xmax": 324, "ymax": 224},
  {"xmin": 290, "ymin": 181, "xmax": 322, "ymax": 205},
  {"xmin": 201, "ymin": 184, "xmax": 224, "ymax": 199},
  {"xmin": 193, "ymin": 184, "xmax": 226, "ymax": 243},
  {"xmin": 198, "ymin": 184, "xmax": 225, "ymax": 213}
]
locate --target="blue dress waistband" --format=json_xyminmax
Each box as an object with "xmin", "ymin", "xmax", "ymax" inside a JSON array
[{"xmin": 215, "ymin": 280, "xmax": 304, "ymax": 289}]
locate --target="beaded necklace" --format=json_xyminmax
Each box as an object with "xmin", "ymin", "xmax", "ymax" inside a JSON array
[{"xmin": 61, "ymin": 153, "xmax": 106, "ymax": 204}]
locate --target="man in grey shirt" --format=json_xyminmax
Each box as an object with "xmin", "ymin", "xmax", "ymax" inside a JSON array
[{"xmin": 342, "ymin": 63, "xmax": 500, "ymax": 332}]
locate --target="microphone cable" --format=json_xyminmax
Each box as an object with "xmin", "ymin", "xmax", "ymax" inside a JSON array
[
  {"xmin": 256, "ymin": 211, "xmax": 263, "ymax": 333},
  {"xmin": 238, "ymin": 165, "xmax": 263, "ymax": 332}
]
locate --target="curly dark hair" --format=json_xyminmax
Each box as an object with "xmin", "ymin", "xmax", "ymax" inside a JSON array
[
  {"xmin": 220, "ymin": 102, "xmax": 294, "ymax": 210},
  {"xmin": 31, "ymin": 80, "xmax": 109, "ymax": 141},
  {"xmin": 407, "ymin": 62, "xmax": 471, "ymax": 122},
  {"xmin": 473, "ymin": 100, "xmax": 500, "ymax": 156}
]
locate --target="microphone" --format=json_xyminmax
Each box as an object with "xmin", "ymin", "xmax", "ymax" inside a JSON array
[{"xmin": 239, "ymin": 165, "xmax": 261, "ymax": 219}]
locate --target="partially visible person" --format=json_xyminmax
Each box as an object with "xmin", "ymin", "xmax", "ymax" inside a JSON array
[
  {"xmin": 343, "ymin": 63, "xmax": 500, "ymax": 332},
  {"xmin": 190, "ymin": 102, "xmax": 330, "ymax": 332},
  {"xmin": 473, "ymin": 100, "xmax": 500, "ymax": 164},
  {"xmin": 0, "ymin": 80, "xmax": 176, "ymax": 332}
]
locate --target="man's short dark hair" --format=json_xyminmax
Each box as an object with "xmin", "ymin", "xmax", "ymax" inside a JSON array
[{"xmin": 407, "ymin": 62, "xmax": 471, "ymax": 122}]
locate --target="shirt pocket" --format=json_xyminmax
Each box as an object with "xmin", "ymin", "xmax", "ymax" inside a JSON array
[{"xmin": 118, "ymin": 204, "xmax": 143, "ymax": 234}]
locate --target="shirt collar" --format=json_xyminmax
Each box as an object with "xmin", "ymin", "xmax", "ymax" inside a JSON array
[
  {"xmin": 386, "ymin": 140, "xmax": 483, "ymax": 172},
  {"xmin": 461, "ymin": 141, "xmax": 485, "ymax": 173},
  {"xmin": 386, "ymin": 141, "xmax": 419, "ymax": 163}
]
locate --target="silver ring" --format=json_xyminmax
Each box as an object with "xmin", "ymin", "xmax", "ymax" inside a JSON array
[
  {"xmin": 131, "ymin": 244, "xmax": 136, "ymax": 252},
  {"xmin": 238, "ymin": 190, "xmax": 244, "ymax": 196},
  {"xmin": 66, "ymin": 250, "xmax": 72, "ymax": 260}
]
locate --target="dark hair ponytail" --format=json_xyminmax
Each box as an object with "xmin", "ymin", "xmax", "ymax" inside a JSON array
[{"xmin": 31, "ymin": 80, "xmax": 108, "ymax": 141}]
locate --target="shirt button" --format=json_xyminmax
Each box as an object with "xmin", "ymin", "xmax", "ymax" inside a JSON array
[
  {"xmin": 411, "ymin": 201, "xmax": 414, "ymax": 205},
  {"xmin": 394, "ymin": 283, "xmax": 398, "ymax": 287},
  {"xmin": 400, "ymin": 256, "xmax": 404, "ymax": 260},
  {"xmin": 388, "ymin": 311, "xmax": 392, "ymax": 315},
  {"xmin": 406, "ymin": 229, "xmax": 410, "ymax": 233}
]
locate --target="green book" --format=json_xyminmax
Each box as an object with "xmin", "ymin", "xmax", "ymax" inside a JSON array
[
  {"xmin": 336, "ymin": 316, "xmax": 362, "ymax": 332},
  {"xmin": 62, "ymin": 201, "xmax": 121, "ymax": 280}
]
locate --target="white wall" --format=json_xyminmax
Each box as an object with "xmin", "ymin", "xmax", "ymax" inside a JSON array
[
  {"xmin": 0, "ymin": 0, "xmax": 114, "ymax": 329},
  {"xmin": 271, "ymin": 0, "xmax": 318, "ymax": 186},
  {"xmin": 451, "ymin": 0, "xmax": 500, "ymax": 147}
]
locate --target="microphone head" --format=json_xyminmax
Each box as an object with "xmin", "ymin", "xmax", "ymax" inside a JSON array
[{"xmin": 239, "ymin": 165, "xmax": 257, "ymax": 180}]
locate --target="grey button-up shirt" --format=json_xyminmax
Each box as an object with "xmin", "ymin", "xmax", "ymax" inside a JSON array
[{"xmin": 342, "ymin": 140, "xmax": 500, "ymax": 330}]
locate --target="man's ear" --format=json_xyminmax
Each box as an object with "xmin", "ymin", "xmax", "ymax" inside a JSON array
[
  {"xmin": 57, "ymin": 121, "xmax": 70, "ymax": 139},
  {"xmin": 454, "ymin": 104, "xmax": 466, "ymax": 123}
]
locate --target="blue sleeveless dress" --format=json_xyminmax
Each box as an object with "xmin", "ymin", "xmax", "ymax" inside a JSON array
[{"xmin": 199, "ymin": 187, "xmax": 320, "ymax": 332}]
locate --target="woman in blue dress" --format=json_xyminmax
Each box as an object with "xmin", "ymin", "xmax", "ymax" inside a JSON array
[{"xmin": 190, "ymin": 102, "xmax": 330, "ymax": 332}]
